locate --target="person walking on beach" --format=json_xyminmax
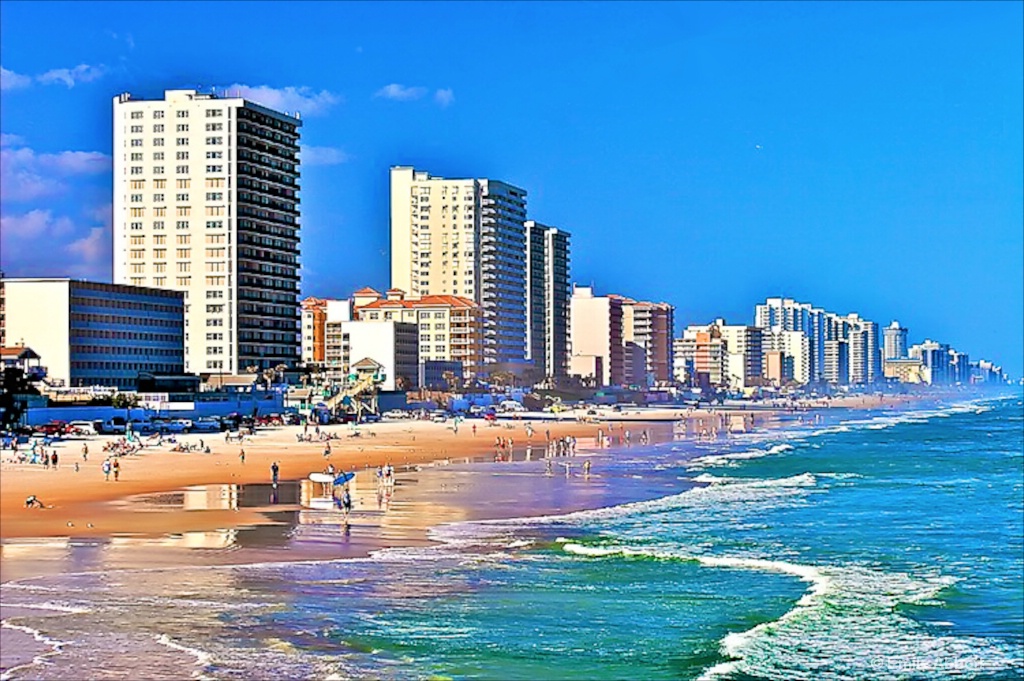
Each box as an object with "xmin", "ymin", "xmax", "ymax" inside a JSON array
[
  {"xmin": 583, "ymin": 460, "xmax": 592, "ymax": 479},
  {"xmin": 112, "ymin": 459, "xmax": 120, "ymax": 481},
  {"xmin": 51, "ymin": 451, "xmax": 59, "ymax": 470},
  {"xmin": 472, "ymin": 423, "xmax": 477, "ymax": 436},
  {"xmin": 102, "ymin": 459, "xmax": 112, "ymax": 481},
  {"xmin": 239, "ymin": 448, "xmax": 246, "ymax": 465},
  {"xmin": 271, "ymin": 461, "xmax": 280, "ymax": 487},
  {"xmin": 82, "ymin": 443, "xmax": 89, "ymax": 461},
  {"xmin": 43, "ymin": 452, "xmax": 50, "ymax": 470},
  {"xmin": 545, "ymin": 459, "xmax": 553, "ymax": 476},
  {"xmin": 323, "ymin": 442, "xmax": 332, "ymax": 458}
]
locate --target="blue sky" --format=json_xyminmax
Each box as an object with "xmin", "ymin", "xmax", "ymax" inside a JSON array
[{"xmin": 1, "ymin": 1, "xmax": 1021, "ymax": 376}]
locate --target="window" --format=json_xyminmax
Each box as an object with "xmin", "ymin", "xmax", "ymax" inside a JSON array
[
  {"xmin": 177, "ymin": 262, "xmax": 191, "ymax": 272},
  {"xmin": 130, "ymin": 180, "xmax": 145, "ymax": 190},
  {"xmin": 206, "ymin": 220, "xmax": 223, "ymax": 229},
  {"xmin": 205, "ymin": 178, "xmax": 224, "ymax": 188},
  {"xmin": 154, "ymin": 277, "xmax": 166, "ymax": 286},
  {"xmin": 129, "ymin": 207, "xmax": 145, "ymax": 217},
  {"xmin": 206, "ymin": 247, "xmax": 225, "ymax": 257},
  {"xmin": 206, "ymin": 304, "xmax": 224, "ymax": 313},
  {"xmin": 153, "ymin": 152, "xmax": 165, "ymax": 161},
  {"xmin": 130, "ymin": 277, "xmax": 144, "ymax": 286},
  {"xmin": 176, "ymin": 276, "xmax": 191, "ymax": 286},
  {"xmin": 206, "ymin": 333, "xmax": 223, "ymax": 341},
  {"xmin": 176, "ymin": 110, "xmax": 189, "ymax": 118},
  {"xmin": 434, "ymin": 345, "xmax": 445, "ymax": 353},
  {"xmin": 176, "ymin": 124, "xmax": 189, "ymax": 132},
  {"xmin": 130, "ymin": 194, "xmax": 143, "ymax": 202},
  {"xmin": 176, "ymin": 234, "xmax": 190, "ymax": 244},
  {"xmin": 154, "ymin": 110, "xmax": 165, "ymax": 119},
  {"xmin": 154, "ymin": 235, "xmax": 166, "ymax": 245},
  {"xmin": 154, "ymin": 193, "xmax": 164, "ymax": 202},
  {"xmin": 176, "ymin": 248, "xmax": 191, "ymax": 258},
  {"xmin": 154, "ymin": 179, "xmax": 166, "ymax": 189},
  {"xmin": 206, "ymin": 109, "xmax": 222, "ymax": 118},
  {"xmin": 206, "ymin": 165, "xmax": 223, "ymax": 173},
  {"xmin": 176, "ymin": 193, "xmax": 189, "ymax": 202},
  {"xmin": 205, "ymin": 206, "xmax": 224, "ymax": 216},
  {"xmin": 176, "ymin": 151, "xmax": 189, "ymax": 160},
  {"xmin": 206, "ymin": 262, "xmax": 226, "ymax": 273},
  {"xmin": 206, "ymin": 308, "xmax": 225, "ymax": 319},
  {"xmin": 153, "ymin": 248, "xmax": 166, "ymax": 259},
  {"xmin": 176, "ymin": 138, "xmax": 188, "ymax": 146},
  {"xmin": 130, "ymin": 263, "xmax": 145, "ymax": 274},
  {"xmin": 153, "ymin": 138, "xmax": 164, "ymax": 146},
  {"xmin": 154, "ymin": 220, "xmax": 165, "ymax": 230},
  {"xmin": 130, "ymin": 236, "xmax": 145, "ymax": 245},
  {"xmin": 205, "ymin": 123, "xmax": 223, "ymax": 131},
  {"xmin": 206, "ymin": 151, "xmax": 223, "ymax": 159},
  {"xmin": 153, "ymin": 166, "xmax": 165, "ymax": 175},
  {"xmin": 129, "ymin": 221, "xmax": 143, "ymax": 231},
  {"xmin": 176, "ymin": 220, "xmax": 188, "ymax": 229},
  {"xmin": 206, "ymin": 192, "xmax": 223, "ymax": 201},
  {"xmin": 154, "ymin": 207, "xmax": 167, "ymax": 217},
  {"xmin": 434, "ymin": 334, "xmax": 445, "ymax": 341},
  {"xmin": 130, "ymin": 125, "xmax": 143, "ymax": 133},
  {"xmin": 130, "ymin": 111, "xmax": 143, "ymax": 120},
  {"xmin": 206, "ymin": 290, "xmax": 224, "ymax": 299},
  {"xmin": 153, "ymin": 263, "xmax": 166, "ymax": 273},
  {"xmin": 130, "ymin": 166, "xmax": 143, "ymax": 175},
  {"xmin": 176, "ymin": 165, "xmax": 189, "ymax": 174},
  {"xmin": 176, "ymin": 179, "xmax": 191, "ymax": 189},
  {"xmin": 129, "ymin": 248, "xmax": 145, "ymax": 260},
  {"xmin": 177, "ymin": 207, "xmax": 191, "ymax": 217},
  {"xmin": 130, "ymin": 153, "xmax": 143, "ymax": 161},
  {"xmin": 206, "ymin": 137, "xmax": 222, "ymax": 145},
  {"xmin": 434, "ymin": 323, "xmax": 445, "ymax": 330},
  {"xmin": 420, "ymin": 334, "xmax": 430, "ymax": 341},
  {"xmin": 153, "ymin": 124, "xmax": 164, "ymax": 133},
  {"xmin": 419, "ymin": 323, "xmax": 430, "ymax": 330}
]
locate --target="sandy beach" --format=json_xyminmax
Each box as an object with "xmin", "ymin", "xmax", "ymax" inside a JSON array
[{"xmin": 0, "ymin": 395, "xmax": 911, "ymax": 549}]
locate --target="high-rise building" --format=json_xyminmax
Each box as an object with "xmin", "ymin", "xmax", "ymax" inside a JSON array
[
  {"xmin": 909, "ymin": 339, "xmax": 951, "ymax": 385},
  {"xmin": 324, "ymin": 319, "xmax": 419, "ymax": 390},
  {"xmin": 300, "ymin": 297, "xmax": 352, "ymax": 367},
  {"xmin": 762, "ymin": 327, "xmax": 811, "ymax": 385},
  {"xmin": 949, "ymin": 349, "xmax": 971, "ymax": 385},
  {"xmin": 621, "ymin": 299, "xmax": 675, "ymax": 385},
  {"xmin": 823, "ymin": 339, "xmax": 850, "ymax": 385},
  {"xmin": 390, "ymin": 166, "xmax": 528, "ymax": 366},
  {"xmin": 883, "ymin": 321, "xmax": 909, "ymax": 360},
  {"xmin": 716, "ymin": 320, "xmax": 763, "ymax": 389},
  {"xmin": 673, "ymin": 327, "xmax": 727, "ymax": 390},
  {"xmin": 525, "ymin": 221, "xmax": 571, "ymax": 379},
  {"xmin": 569, "ymin": 285, "xmax": 624, "ymax": 386},
  {"xmin": 2, "ymin": 277, "xmax": 184, "ymax": 388},
  {"xmin": 113, "ymin": 89, "xmax": 301, "ymax": 376}
]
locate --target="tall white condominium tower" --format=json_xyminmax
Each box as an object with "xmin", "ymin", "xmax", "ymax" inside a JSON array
[
  {"xmin": 883, "ymin": 320, "xmax": 909, "ymax": 360},
  {"xmin": 754, "ymin": 297, "xmax": 829, "ymax": 382},
  {"xmin": 390, "ymin": 167, "xmax": 528, "ymax": 365},
  {"xmin": 113, "ymin": 89, "xmax": 301, "ymax": 375},
  {"xmin": 525, "ymin": 221, "xmax": 571, "ymax": 379}
]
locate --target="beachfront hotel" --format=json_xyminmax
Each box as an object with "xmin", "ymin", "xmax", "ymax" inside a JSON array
[
  {"xmin": 621, "ymin": 298, "xmax": 675, "ymax": 385},
  {"xmin": 352, "ymin": 287, "xmax": 484, "ymax": 378},
  {"xmin": 389, "ymin": 166, "xmax": 528, "ymax": 366},
  {"xmin": 569, "ymin": 285, "xmax": 625, "ymax": 386},
  {"xmin": 112, "ymin": 89, "xmax": 302, "ymax": 377},
  {"xmin": 525, "ymin": 221, "xmax": 572, "ymax": 380},
  {"xmin": 883, "ymin": 320, "xmax": 909, "ymax": 360},
  {"xmin": 1, "ymin": 277, "xmax": 184, "ymax": 388}
]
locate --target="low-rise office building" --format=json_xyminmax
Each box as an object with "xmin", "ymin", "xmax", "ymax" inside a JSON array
[{"xmin": 1, "ymin": 277, "xmax": 185, "ymax": 388}]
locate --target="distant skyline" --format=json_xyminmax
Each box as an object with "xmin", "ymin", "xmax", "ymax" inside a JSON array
[{"xmin": 0, "ymin": 1, "xmax": 1021, "ymax": 376}]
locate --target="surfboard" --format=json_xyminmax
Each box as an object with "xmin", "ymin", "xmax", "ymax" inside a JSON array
[
  {"xmin": 334, "ymin": 471, "xmax": 356, "ymax": 486},
  {"xmin": 309, "ymin": 472, "xmax": 333, "ymax": 484}
]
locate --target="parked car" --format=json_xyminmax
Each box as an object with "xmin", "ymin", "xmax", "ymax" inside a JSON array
[
  {"xmin": 499, "ymin": 400, "xmax": 526, "ymax": 413},
  {"xmin": 99, "ymin": 417, "xmax": 127, "ymax": 434},
  {"xmin": 383, "ymin": 409, "xmax": 409, "ymax": 420},
  {"xmin": 431, "ymin": 411, "xmax": 448, "ymax": 423},
  {"xmin": 68, "ymin": 420, "xmax": 101, "ymax": 435},
  {"xmin": 191, "ymin": 417, "xmax": 222, "ymax": 433},
  {"xmin": 360, "ymin": 413, "xmax": 381, "ymax": 424},
  {"xmin": 33, "ymin": 422, "xmax": 67, "ymax": 437}
]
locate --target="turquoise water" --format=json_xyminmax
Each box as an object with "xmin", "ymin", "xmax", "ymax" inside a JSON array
[{"xmin": 2, "ymin": 393, "xmax": 1022, "ymax": 680}]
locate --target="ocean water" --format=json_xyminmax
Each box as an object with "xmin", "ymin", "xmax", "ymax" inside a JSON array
[{"xmin": 2, "ymin": 393, "xmax": 1022, "ymax": 680}]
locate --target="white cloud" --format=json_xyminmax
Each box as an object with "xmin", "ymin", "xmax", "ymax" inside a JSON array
[
  {"xmin": 223, "ymin": 83, "xmax": 340, "ymax": 116},
  {"xmin": 0, "ymin": 206, "xmax": 111, "ymax": 280},
  {"xmin": 0, "ymin": 133, "xmax": 25, "ymax": 147},
  {"xmin": 0, "ymin": 66, "xmax": 32, "ymax": 91},
  {"xmin": 0, "ymin": 145, "xmax": 111, "ymax": 202},
  {"xmin": 374, "ymin": 83, "xmax": 427, "ymax": 101},
  {"xmin": 0, "ymin": 209, "xmax": 74, "ymax": 238},
  {"xmin": 434, "ymin": 88, "xmax": 455, "ymax": 108},
  {"xmin": 66, "ymin": 226, "xmax": 108, "ymax": 263},
  {"xmin": 301, "ymin": 145, "xmax": 350, "ymax": 166},
  {"xmin": 36, "ymin": 63, "xmax": 106, "ymax": 88}
]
